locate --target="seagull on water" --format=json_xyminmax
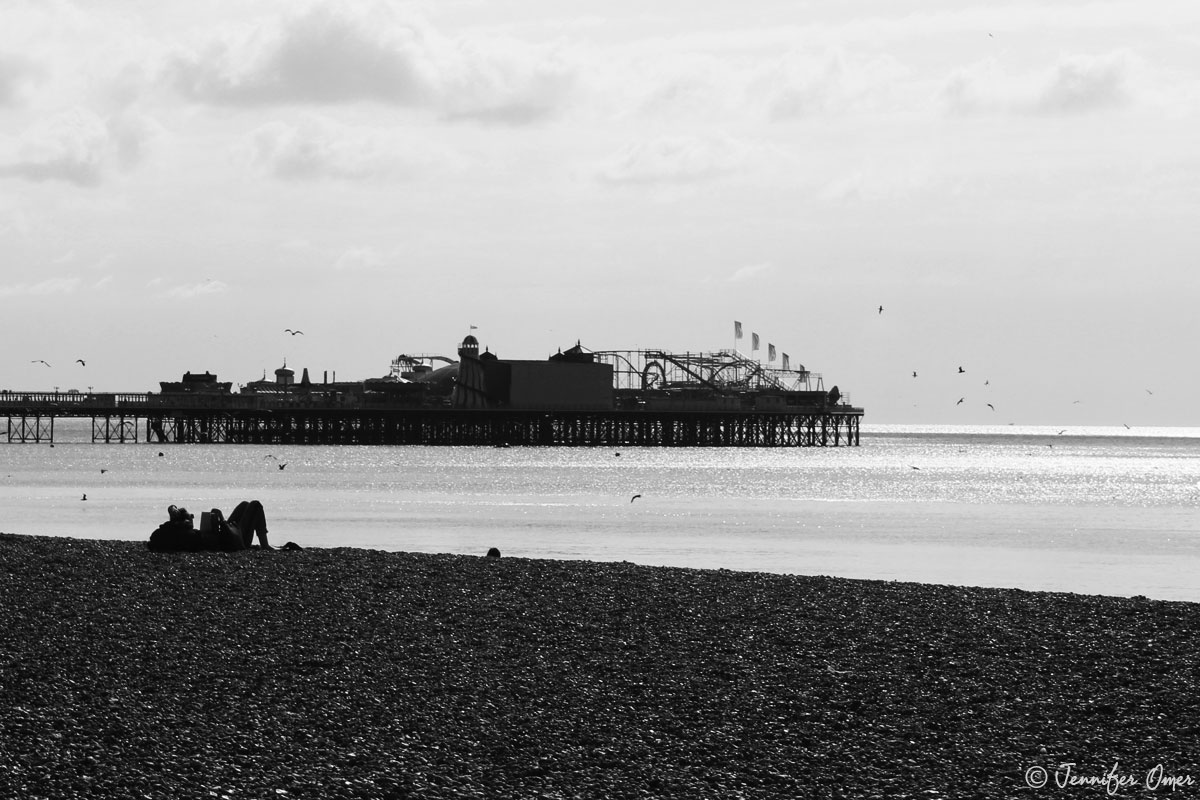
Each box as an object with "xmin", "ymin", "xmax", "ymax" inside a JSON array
[{"xmin": 958, "ymin": 366, "xmax": 966, "ymax": 374}]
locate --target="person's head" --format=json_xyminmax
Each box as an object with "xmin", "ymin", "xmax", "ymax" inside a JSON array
[{"xmin": 168, "ymin": 505, "xmax": 194, "ymax": 523}]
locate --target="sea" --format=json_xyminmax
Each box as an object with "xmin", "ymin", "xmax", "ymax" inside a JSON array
[{"xmin": 3, "ymin": 421, "xmax": 1199, "ymax": 602}]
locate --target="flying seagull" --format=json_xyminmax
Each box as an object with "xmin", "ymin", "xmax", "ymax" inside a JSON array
[
  {"xmin": 878, "ymin": 305, "xmax": 884, "ymax": 314},
  {"xmin": 630, "ymin": 494, "xmax": 642, "ymax": 503},
  {"xmin": 912, "ymin": 371, "xmax": 918, "ymax": 378},
  {"xmin": 31, "ymin": 360, "xmax": 50, "ymax": 367},
  {"xmin": 285, "ymin": 329, "xmax": 304, "ymax": 335},
  {"xmin": 278, "ymin": 463, "xmax": 288, "ymax": 470},
  {"xmin": 958, "ymin": 366, "xmax": 966, "ymax": 374},
  {"xmin": 956, "ymin": 398, "xmax": 965, "ymax": 405},
  {"xmin": 987, "ymin": 403, "xmax": 995, "ymax": 411},
  {"xmin": 76, "ymin": 359, "xmax": 86, "ymax": 366}
]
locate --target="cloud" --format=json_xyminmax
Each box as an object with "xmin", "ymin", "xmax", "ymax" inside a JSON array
[
  {"xmin": 728, "ymin": 262, "xmax": 774, "ymax": 283},
  {"xmin": 816, "ymin": 163, "xmax": 936, "ymax": 205},
  {"xmin": 0, "ymin": 53, "xmax": 42, "ymax": 106},
  {"xmin": 759, "ymin": 49, "xmax": 910, "ymax": 120},
  {"xmin": 598, "ymin": 135, "xmax": 753, "ymax": 186},
  {"xmin": 0, "ymin": 108, "xmax": 109, "ymax": 186},
  {"xmin": 167, "ymin": 4, "xmax": 577, "ymax": 123},
  {"xmin": 435, "ymin": 37, "xmax": 577, "ymax": 124},
  {"xmin": 621, "ymin": 54, "xmax": 742, "ymax": 121},
  {"xmin": 170, "ymin": 5, "xmax": 432, "ymax": 106},
  {"xmin": 165, "ymin": 280, "xmax": 229, "ymax": 298},
  {"xmin": 236, "ymin": 116, "xmax": 459, "ymax": 181},
  {"xmin": 0, "ymin": 277, "xmax": 81, "ymax": 298},
  {"xmin": 108, "ymin": 110, "xmax": 164, "ymax": 170},
  {"xmin": 609, "ymin": 46, "xmax": 912, "ymax": 125},
  {"xmin": 334, "ymin": 247, "xmax": 387, "ymax": 271},
  {"xmin": 0, "ymin": 107, "xmax": 160, "ymax": 186},
  {"xmin": 1034, "ymin": 50, "xmax": 1136, "ymax": 114},
  {"xmin": 941, "ymin": 50, "xmax": 1139, "ymax": 116}
]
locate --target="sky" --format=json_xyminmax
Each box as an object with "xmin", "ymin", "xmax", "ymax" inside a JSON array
[{"xmin": 1, "ymin": 0, "xmax": 1197, "ymax": 425}]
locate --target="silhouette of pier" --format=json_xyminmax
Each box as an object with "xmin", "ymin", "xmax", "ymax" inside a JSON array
[
  {"xmin": 0, "ymin": 392, "xmax": 861, "ymax": 447},
  {"xmin": 1, "ymin": 339, "xmax": 864, "ymax": 447}
]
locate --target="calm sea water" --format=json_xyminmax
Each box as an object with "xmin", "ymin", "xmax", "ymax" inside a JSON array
[{"xmin": 3, "ymin": 422, "xmax": 1199, "ymax": 601}]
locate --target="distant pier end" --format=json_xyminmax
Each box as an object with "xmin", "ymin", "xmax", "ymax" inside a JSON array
[{"xmin": 1, "ymin": 337, "xmax": 862, "ymax": 446}]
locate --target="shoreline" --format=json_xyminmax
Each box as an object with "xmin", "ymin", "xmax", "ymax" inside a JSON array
[{"xmin": 2, "ymin": 532, "xmax": 1198, "ymax": 797}]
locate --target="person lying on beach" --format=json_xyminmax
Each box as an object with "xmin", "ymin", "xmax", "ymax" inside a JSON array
[
  {"xmin": 147, "ymin": 505, "xmax": 202, "ymax": 552},
  {"xmin": 148, "ymin": 502, "xmax": 274, "ymax": 552}
]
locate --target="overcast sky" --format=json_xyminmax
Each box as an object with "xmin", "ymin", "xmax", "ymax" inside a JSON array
[{"xmin": 2, "ymin": 0, "xmax": 1197, "ymax": 425}]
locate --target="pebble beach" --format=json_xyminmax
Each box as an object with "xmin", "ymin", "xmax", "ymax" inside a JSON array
[{"xmin": 2, "ymin": 532, "xmax": 1198, "ymax": 799}]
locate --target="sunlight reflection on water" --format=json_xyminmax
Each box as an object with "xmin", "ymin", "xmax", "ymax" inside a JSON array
[{"xmin": 4, "ymin": 422, "xmax": 1200, "ymax": 600}]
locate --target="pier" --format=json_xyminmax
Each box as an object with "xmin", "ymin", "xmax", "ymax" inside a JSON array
[
  {"xmin": 1, "ymin": 338, "xmax": 864, "ymax": 447},
  {"xmin": 0, "ymin": 393, "xmax": 860, "ymax": 447}
]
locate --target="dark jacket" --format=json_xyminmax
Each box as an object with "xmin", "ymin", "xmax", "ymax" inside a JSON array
[{"xmin": 147, "ymin": 520, "xmax": 204, "ymax": 552}]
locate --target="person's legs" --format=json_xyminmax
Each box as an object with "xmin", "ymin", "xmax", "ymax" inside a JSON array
[{"xmin": 229, "ymin": 500, "xmax": 270, "ymax": 548}]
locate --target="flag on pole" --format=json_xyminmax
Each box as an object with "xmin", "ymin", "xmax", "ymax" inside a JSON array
[
  {"xmin": 734, "ymin": 320, "xmax": 743, "ymax": 340},
  {"xmin": 782, "ymin": 353, "xmax": 790, "ymax": 371},
  {"xmin": 752, "ymin": 333, "xmax": 760, "ymax": 352},
  {"xmin": 768, "ymin": 343, "xmax": 776, "ymax": 362}
]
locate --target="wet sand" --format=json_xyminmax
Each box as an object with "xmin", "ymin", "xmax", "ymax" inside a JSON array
[{"xmin": 1, "ymin": 532, "xmax": 1198, "ymax": 798}]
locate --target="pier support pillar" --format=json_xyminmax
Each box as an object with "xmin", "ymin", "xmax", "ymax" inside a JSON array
[{"xmin": 6, "ymin": 415, "xmax": 53, "ymax": 443}]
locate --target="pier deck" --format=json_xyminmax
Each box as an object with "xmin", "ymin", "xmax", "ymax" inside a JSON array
[{"xmin": 0, "ymin": 393, "xmax": 861, "ymax": 447}]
